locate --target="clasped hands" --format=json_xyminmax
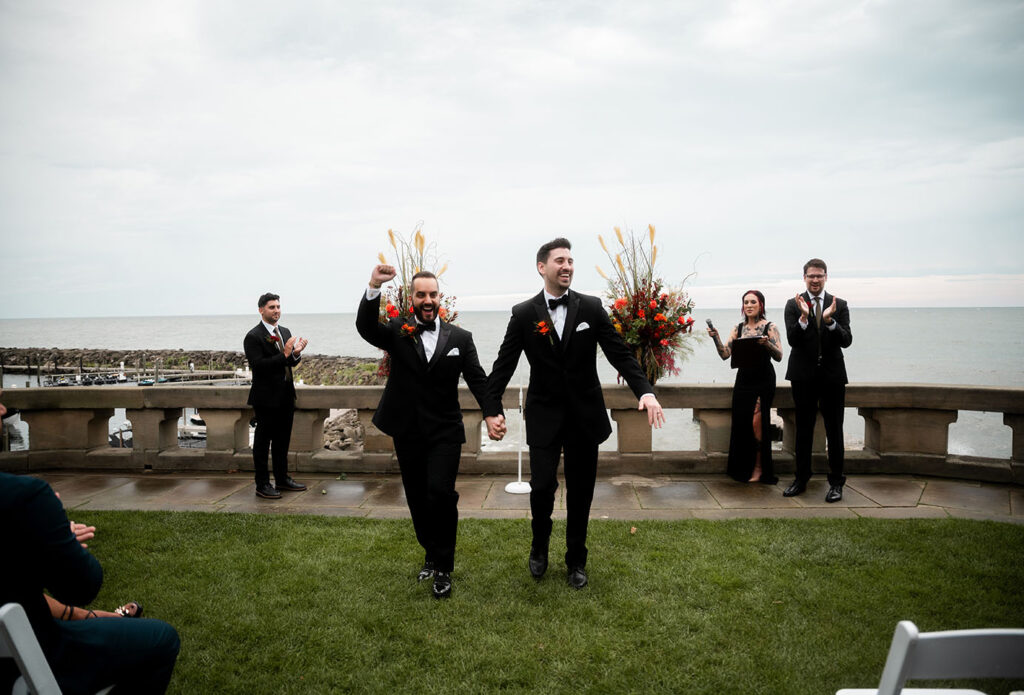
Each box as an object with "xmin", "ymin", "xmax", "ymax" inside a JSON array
[
  {"xmin": 795, "ymin": 294, "xmax": 837, "ymax": 324},
  {"xmin": 485, "ymin": 415, "xmax": 507, "ymax": 441},
  {"xmin": 485, "ymin": 395, "xmax": 666, "ymax": 439},
  {"xmin": 283, "ymin": 335, "xmax": 308, "ymax": 357}
]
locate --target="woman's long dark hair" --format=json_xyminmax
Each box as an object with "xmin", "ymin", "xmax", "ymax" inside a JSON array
[{"xmin": 741, "ymin": 290, "xmax": 766, "ymax": 321}]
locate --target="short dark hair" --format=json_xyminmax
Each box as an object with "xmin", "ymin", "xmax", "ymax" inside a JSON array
[
  {"xmin": 803, "ymin": 258, "xmax": 827, "ymax": 275},
  {"xmin": 537, "ymin": 238, "xmax": 572, "ymax": 264},
  {"xmin": 411, "ymin": 270, "xmax": 437, "ymax": 283},
  {"xmin": 258, "ymin": 292, "xmax": 280, "ymax": 308}
]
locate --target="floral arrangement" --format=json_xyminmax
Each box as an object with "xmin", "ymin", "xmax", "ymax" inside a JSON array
[
  {"xmin": 376, "ymin": 223, "xmax": 458, "ymax": 373},
  {"xmin": 596, "ymin": 225, "xmax": 696, "ymax": 385}
]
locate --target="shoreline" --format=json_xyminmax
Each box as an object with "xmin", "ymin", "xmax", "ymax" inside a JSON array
[{"xmin": 0, "ymin": 347, "xmax": 383, "ymax": 386}]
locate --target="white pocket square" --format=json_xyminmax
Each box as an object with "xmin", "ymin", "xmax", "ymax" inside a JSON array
[
  {"xmin": 446, "ymin": 347, "xmax": 460, "ymax": 357},
  {"xmin": 576, "ymin": 322, "xmax": 590, "ymax": 332}
]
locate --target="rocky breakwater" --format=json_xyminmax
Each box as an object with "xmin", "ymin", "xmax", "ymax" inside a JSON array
[{"xmin": 0, "ymin": 347, "xmax": 384, "ymax": 387}]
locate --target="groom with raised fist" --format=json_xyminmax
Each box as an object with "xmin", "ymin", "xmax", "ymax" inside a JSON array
[
  {"xmin": 356, "ymin": 264, "xmax": 501, "ymax": 599},
  {"xmin": 486, "ymin": 238, "xmax": 665, "ymax": 589}
]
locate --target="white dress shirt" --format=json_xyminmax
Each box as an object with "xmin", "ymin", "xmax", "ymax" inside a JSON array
[
  {"xmin": 543, "ymin": 289, "xmax": 569, "ymax": 338},
  {"xmin": 799, "ymin": 292, "xmax": 837, "ymax": 331}
]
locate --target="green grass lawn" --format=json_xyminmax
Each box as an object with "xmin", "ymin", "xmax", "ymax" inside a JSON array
[{"xmin": 82, "ymin": 512, "xmax": 1024, "ymax": 694}]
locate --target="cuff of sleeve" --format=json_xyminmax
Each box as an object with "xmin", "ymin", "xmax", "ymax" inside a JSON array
[{"xmin": 365, "ymin": 287, "xmax": 382, "ymax": 300}]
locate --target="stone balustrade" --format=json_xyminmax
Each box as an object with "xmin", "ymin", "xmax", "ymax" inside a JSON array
[{"xmin": 1, "ymin": 384, "xmax": 1022, "ymax": 483}]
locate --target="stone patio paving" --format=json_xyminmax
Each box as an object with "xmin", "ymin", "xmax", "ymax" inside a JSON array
[{"xmin": 31, "ymin": 472, "xmax": 1024, "ymax": 524}]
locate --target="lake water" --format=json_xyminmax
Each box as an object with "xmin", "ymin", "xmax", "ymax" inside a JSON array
[{"xmin": 3, "ymin": 307, "xmax": 1023, "ymax": 457}]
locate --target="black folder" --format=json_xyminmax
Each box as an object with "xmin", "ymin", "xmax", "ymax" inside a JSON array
[{"xmin": 730, "ymin": 337, "xmax": 765, "ymax": 370}]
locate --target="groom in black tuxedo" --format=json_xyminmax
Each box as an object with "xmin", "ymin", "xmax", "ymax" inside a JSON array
[
  {"xmin": 356, "ymin": 265, "xmax": 501, "ymax": 599},
  {"xmin": 244, "ymin": 292, "xmax": 308, "ymax": 499},
  {"xmin": 486, "ymin": 238, "xmax": 665, "ymax": 589},
  {"xmin": 783, "ymin": 258, "xmax": 853, "ymax": 502}
]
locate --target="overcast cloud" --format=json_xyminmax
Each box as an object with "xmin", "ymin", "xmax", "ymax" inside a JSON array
[{"xmin": 1, "ymin": 0, "xmax": 1022, "ymax": 318}]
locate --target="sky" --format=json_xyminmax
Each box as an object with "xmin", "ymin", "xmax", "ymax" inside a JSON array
[{"xmin": 1, "ymin": 0, "xmax": 1022, "ymax": 318}]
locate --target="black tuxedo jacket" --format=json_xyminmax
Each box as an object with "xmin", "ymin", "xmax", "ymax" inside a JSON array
[
  {"xmin": 784, "ymin": 291, "xmax": 852, "ymax": 384},
  {"xmin": 487, "ymin": 289, "xmax": 654, "ymax": 448},
  {"xmin": 356, "ymin": 293, "xmax": 495, "ymax": 443},
  {"xmin": 244, "ymin": 322, "xmax": 300, "ymax": 407}
]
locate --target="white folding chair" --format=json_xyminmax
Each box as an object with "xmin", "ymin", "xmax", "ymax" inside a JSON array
[
  {"xmin": 837, "ymin": 620, "xmax": 1024, "ymax": 695},
  {"xmin": 0, "ymin": 603, "xmax": 113, "ymax": 695}
]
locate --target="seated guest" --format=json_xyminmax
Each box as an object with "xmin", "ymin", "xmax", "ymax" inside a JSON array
[
  {"xmin": 0, "ymin": 419, "xmax": 180, "ymax": 695},
  {"xmin": 707, "ymin": 291, "xmax": 783, "ymax": 484}
]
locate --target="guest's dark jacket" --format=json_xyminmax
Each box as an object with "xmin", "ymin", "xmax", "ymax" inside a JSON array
[
  {"xmin": 487, "ymin": 290, "xmax": 654, "ymax": 448},
  {"xmin": 784, "ymin": 291, "xmax": 852, "ymax": 384},
  {"xmin": 0, "ymin": 473, "xmax": 102, "ymax": 657},
  {"xmin": 356, "ymin": 293, "xmax": 496, "ymax": 443},
  {"xmin": 244, "ymin": 322, "xmax": 300, "ymax": 407}
]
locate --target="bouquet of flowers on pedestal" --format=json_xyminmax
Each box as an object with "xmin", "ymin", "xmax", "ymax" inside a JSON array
[
  {"xmin": 596, "ymin": 225, "xmax": 696, "ymax": 385},
  {"xmin": 376, "ymin": 223, "xmax": 458, "ymax": 376}
]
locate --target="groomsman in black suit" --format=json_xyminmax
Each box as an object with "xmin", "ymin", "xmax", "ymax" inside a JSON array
[
  {"xmin": 486, "ymin": 238, "xmax": 665, "ymax": 589},
  {"xmin": 244, "ymin": 292, "xmax": 308, "ymax": 499},
  {"xmin": 782, "ymin": 259, "xmax": 853, "ymax": 502},
  {"xmin": 356, "ymin": 265, "xmax": 501, "ymax": 599}
]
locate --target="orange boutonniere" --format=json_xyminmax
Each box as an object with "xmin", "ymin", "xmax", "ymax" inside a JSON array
[
  {"xmin": 534, "ymin": 320, "xmax": 555, "ymax": 346},
  {"xmin": 400, "ymin": 323, "xmax": 418, "ymax": 342}
]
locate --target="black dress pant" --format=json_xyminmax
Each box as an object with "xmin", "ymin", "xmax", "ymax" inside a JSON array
[
  {"xmin": 529, "ymin": 424, "xmax": 598, "ymax": 569},
  {"xmin": 791, "ymin": 378, "xmax": 846, "ymax": 485},
  {"xmin": 252, "ymin": 404, "xmax": 295, "ymax": 486},
  {"xmin": 393, "ymin": 437, "xmax": 462, "ymax": 573}
]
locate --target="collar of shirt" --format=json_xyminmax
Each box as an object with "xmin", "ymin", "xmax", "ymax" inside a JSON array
[
  {"xmin": 543, "ymin": 289, "xmax": 569, "ymax": 337},
  {"xmin": 262, "ymin": 321, "xmax": 278, "ymax": 335},
  {"xmin": 414, "ymin": 316, "xmax": 440, "ymax": 361}
]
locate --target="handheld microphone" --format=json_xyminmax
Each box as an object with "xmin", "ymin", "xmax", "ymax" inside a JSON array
[{"xmin": 705, "ymin": 318, "xmax": 715, "ymax": 331}]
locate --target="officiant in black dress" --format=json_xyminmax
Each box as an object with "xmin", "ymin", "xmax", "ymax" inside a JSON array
[{"xmin": 707, "ymin": 290, "xmax": 783, "ymax": 484}]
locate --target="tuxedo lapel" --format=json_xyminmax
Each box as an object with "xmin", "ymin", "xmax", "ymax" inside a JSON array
[
  {"xmin": 428, "ymin": 323, "xmax": 451, "ymax": 370},
  {"xmin": 560, "ymin": 290, "xmax": 580, "ymax": 351},
  {"xmin": 532, "ymin": 293, "xmax": 559, "ymax": 355}
]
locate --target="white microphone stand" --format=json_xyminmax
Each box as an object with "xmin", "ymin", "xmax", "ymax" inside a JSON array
[{"xmin": 504, "ymin": 382, "xmax": 531, "ymax": 494}]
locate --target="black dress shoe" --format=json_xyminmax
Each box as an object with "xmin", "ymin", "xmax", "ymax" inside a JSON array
[
  {"xmin": 417, "ymin": 561, "xmax": 436, "ymax": 582},
  {"xmin": 529, "ymin": 547, "xmax": 548, "ymax": 579},
  {"xmin": 825, "ymin": 485, "xmax": 844, "ymax": 503},
  {"xmin": 567, "ymin": 566, "xmax": 588, "ymax": 590},
  {"xmin": 255, "ymin": 483, "xmax": 281, "ymax": 499},
  {"xmin": 432, "ymin": 572, "xmax": 452, "ymax": 599},
  {"xmin": 782, "ymin": 480, "xmax": 807, "ymax": 497},
  {"xmin": 276, "ymin": 477, "xmax": 306, "ymax": 492}
]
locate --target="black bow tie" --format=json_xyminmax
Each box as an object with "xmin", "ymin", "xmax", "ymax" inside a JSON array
[
  {"xmin": 416, "ymin": 320, "xmax": 436, "ymax": 333},
  {"xmin": 548, "ymin": 295, "xmax": 569, "ymax": 310}
]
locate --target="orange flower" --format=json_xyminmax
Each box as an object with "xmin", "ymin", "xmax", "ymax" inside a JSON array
[
  {"xmin": 385, "ymin": 303, "xmax": 400, "ymax": 319},
  {"xmin": 660, "ymin": 339, "xmax": 669, "ymax": 346},
  {"xmin": 649, "ymin": 300, "xmax": 657, "ymax": 309},
  {"xmin": 613, "ymin": 297, "xmax": 628, "ymax": 311},
  {"xmin": 438, "ymin": 307, "xmax": 448, "ymax": 319},
  {"xmin": 654, "ymin": 313, "xmax": 667, "ymax": 322},
  {"xmin": 637, "ymin": 309, "xmax": 645, "ymax": 319}
]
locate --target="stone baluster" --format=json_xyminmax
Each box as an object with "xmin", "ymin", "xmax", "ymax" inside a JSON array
[
  {"xmin": 198, "ymin": 409, "xmax": 251, "ymax": 452},
  {"xmin": 126, "ymin": 407, "xmax": 181, "ymax": 453},
  {"xmin": 1002, "ymin": 413, "xmax": 1024, "ymax": 483},
  {"xmin": 357, "ymin": 409, "xmax": 394, "ymax": 453},
  {"xmin": 291, "ymin": 408, "xmax": 331, "ymax": 452},
  {"xmin": 859, "ymin": 408, "xmax": 958, "ymax": 455},
  {"xmin": 610, "ymin": 409, "xmax": 652, "ymax": 454},
  {"xmin": 461, "ymin": 410, "xmax": 484, "ymax": 453},
  {"xmin": 19, "ymin": 409, "xmax": 114, "ymax": 451},
  {"xmin": 692, "ymin": 408, "xmax": 732, "ymax": 454}
]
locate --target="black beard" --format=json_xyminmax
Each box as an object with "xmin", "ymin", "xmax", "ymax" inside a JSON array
[{"xmin": 413, "ymin": 305, "xmax": 436, "ymax": 323}]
